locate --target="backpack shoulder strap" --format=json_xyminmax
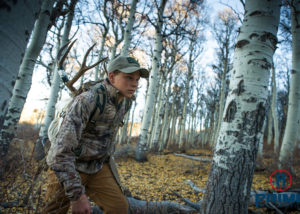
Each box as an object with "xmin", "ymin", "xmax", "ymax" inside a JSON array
[{"xmin": 88, "ymin": 83, "xmax": 108, "ymax": 123}]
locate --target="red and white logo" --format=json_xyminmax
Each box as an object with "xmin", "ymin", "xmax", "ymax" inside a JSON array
[{"xmin": 269, "ymin": 169, "xmax": 292, "ymax": 192}]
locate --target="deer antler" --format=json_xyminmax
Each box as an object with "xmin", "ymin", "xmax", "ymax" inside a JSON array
[{"xmin": 56, "ymin": 40, "xmax": 108, "ymax": 95}]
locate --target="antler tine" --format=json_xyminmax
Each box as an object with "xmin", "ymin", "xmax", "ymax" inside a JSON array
[
  {"xmin": 81, "ymin": 43, "xmax": 97, "ymax": 71},
  {"xmin": 88, "ymin": 56, "xmax": 108, "ymax": 71},
  {"xmin": 57, "ymin": 39, "xmax": 77, "ymax": 68},
  {"xmin": 66, "ymin": 57, "xmax": 108, "ymax": 94}
]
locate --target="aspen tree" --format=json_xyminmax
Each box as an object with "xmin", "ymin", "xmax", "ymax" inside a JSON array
[
  {"xmin": 38, "ymin": 0, "xmax": 78, "ymax": 141},
  {"xmin": 0, "ymin": 0, "xmax": 56, "ymax": 152},
  {"xmin": 118, "ymin": 0, "xmax": 138, "ymax": 145},
  {"xmin": 271, "ymin": 64, "xmax": 280, "ymax": 152},
  {"xmin": 0, "ymin": 0, "xmax": 41, "ymax": 132},
  {"xmin": 178, "ymin": 36, "xmax": 197, "ymax": 148},
  {"xmin": 267, "ymin": 102, "xmax": 273, "ymax": 145},
  {"xmin": 136, "ymin": 0, "xmax": 167, "ymax": 162},
  {"xmin": 201, "ymin": 0, "xmax": 280, "ymax": 213},
  {"xmin": 279, "ymin": 0, "xmax": 300, "ymax": 174}
]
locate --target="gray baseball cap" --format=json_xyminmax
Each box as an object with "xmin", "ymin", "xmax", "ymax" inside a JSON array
[{"xmin": 107, "ymin": 56, "xmax": 149, "ymax": 78}]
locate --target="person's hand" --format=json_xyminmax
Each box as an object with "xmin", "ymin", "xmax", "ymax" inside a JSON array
[{"xmin": 71, "ymin": 194, "xmax": 92, "ymax": 214}]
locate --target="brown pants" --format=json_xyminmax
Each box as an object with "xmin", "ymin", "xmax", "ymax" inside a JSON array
[{"xmin": 42, "ymin": 163, "xmax": 128, "ymax": 214}]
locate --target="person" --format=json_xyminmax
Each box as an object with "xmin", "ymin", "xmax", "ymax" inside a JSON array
[{"xmin": 42, "ymin": 56, "xmax": 149, "ymax": 214}]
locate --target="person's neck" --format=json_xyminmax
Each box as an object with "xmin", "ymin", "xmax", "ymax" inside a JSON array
[{"xmin": 117, "ymin": 94, "xmax": 125, "ymax": 104}]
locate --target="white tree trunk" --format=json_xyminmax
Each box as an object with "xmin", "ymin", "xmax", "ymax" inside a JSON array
[
  {"xmin": 136, "ymin": 0, "xmax": 167, "ymax": 161},
  {"xmin": 127, "ymin": 100, "xmax": 137, "ymax": 145},
  {"xmin": 271, "ymin": 64, "xmax": 280, "ymax": 152},
  {"xmin": 150, "ymin": 79, "xmax": 165, "ymax": 150},
  {"xmin": 121, "ymin": 0, "xmax": 137, "ymax": 56},
  {"xmin": 39, "ymin": 1, "xmax": 77, "ymax": 138},
  {"xmin": 267, "ymin": 104, "xmax": 273, "ymax": 145},
  {"xmin": 201, "ymin": 0, "xmax": 280, "ymax": 213},
  {"xmin": 203, "ymin": 114, "xmax": 210, "ymax": 145},
  {"xmin": 0, "ymin": 0, "xmax": 41, "ymax": 132},
  {"xmin": 179, "ymin": 38, "xmax": 195, "ymax": 148},
  {"xmin": 0, "ymin": 0, "xmax": 55, "ymax": 149},
  {"xmin": 159, "ymin": 73, "xmax": 173, "ymax": 151},
  {"xmin": 279, "ymin": 0, "xmax": 300, "ymax": 173},
  {"xmin": 168, "ymin": 111, "xmax": 177, "ymax": 148}
]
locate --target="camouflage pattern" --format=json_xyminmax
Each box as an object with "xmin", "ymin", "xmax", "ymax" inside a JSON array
[{"xmin": 46, "ymin": 79, "xmax": 132, "ymax": 201}]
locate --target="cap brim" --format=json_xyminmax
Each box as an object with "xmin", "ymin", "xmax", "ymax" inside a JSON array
[{"xmin": 119, "ymin": 67, "xmax": 149, "ymax": 78}]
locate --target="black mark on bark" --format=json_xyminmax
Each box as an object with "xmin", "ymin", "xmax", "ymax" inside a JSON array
[
  {"xmin": 1, "ymin": 100, "xmax": 7, "ymax": 111},
  {"xmin": 226, "ymin": 131, "xmax": 239, "ymax": 137},
  {"xmin": 0, "ymin": 0, "xmax": 17, "ymax": 11},
  {"xmin": 232, "ymin": 80, "xmax": 245, "ymax": 96},
  {"xmin": 260, "ymin": 32, "xmax": 277, "ymax": 48},
  {"xmin": 240, "ymin": 102, "xmax": 266, "ymax": 136},
  {"xmin": 216, "ymin": 149, "xmax": 230, "ymax": 156},
  {"xmin": 249, "ymin": 11, "xmax": 262, "ymax": 16},
  {"xmin": 235, "ymin": 40, "xmax": 250, "ymax": 49},
  {"xmin": 256, "ymin": 102, "xmax": 266, "ymax": 131},
  {"xmin": 291, "ymin": 69, "xmax": 296, "ymax": 74},
  {"xmin": 247, "ymin": 58, "xmax": 271, "ymax": 70},
  {"xmin": 244, "ymin": 97, "xmax": 257, "ymax": 103},
  {"xmin": 249, "ymin": 33, "xmax": 259, "ymax": 39},
  {"xmin": 224, "ymin": 101, "xmax": 237, "ymax": 123}
]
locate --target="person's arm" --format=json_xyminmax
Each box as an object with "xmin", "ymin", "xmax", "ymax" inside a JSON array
[{"xmin": 47, "ymin": 90, "xmax": 98, "ymax": 201}]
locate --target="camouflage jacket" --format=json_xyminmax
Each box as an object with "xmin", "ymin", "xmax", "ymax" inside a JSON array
[{"xmin": 46, "ymin": 79, "xmax": 132, "ymax": 201}]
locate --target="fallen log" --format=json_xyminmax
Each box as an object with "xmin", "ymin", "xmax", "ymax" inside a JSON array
[
  {"xmin": 92, "ymin": 197, "xmax": 197, "ymax": 214},
  {"xmin": 185, "ymin": 180, "xmax": 205, "ymax": 193},
  {"xmin": 171, "ymin": 190, "xmax": 201, "ymax": 211},
  {"xmin": 174, "ymin": 153, "xmax": 211, "ymax": 162}
]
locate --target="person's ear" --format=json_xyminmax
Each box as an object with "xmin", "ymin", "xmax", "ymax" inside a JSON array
[{"xmin": 108, "ymin": 72, "xmax": 114, "ymax": 84}]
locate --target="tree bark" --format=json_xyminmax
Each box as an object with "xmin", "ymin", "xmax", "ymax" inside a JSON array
[
  {"xmin": 201, "ymin": 0, "xmax": 281, "ymax": 213},
  {"xmin": 279, "ymin": 0, "xmax": 300, "ymax": 174},
  {"xmin": 0, "ymin": 0, "xmax": 41, "ymax": 132}
]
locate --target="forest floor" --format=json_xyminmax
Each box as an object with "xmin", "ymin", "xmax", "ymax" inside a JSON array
[{"xmin": 0, "ymin": 123, "xmax": 299, "ymax": 213}]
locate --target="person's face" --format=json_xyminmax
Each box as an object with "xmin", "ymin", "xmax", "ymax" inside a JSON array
[{"xmin": 108, "ymin": 70, "xmax": 140, "ymax": 98}]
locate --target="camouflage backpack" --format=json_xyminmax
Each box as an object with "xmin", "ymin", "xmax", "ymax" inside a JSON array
[{"xmin": 47, "ymin": 80, "xmax": 108, "ymax": 143}]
